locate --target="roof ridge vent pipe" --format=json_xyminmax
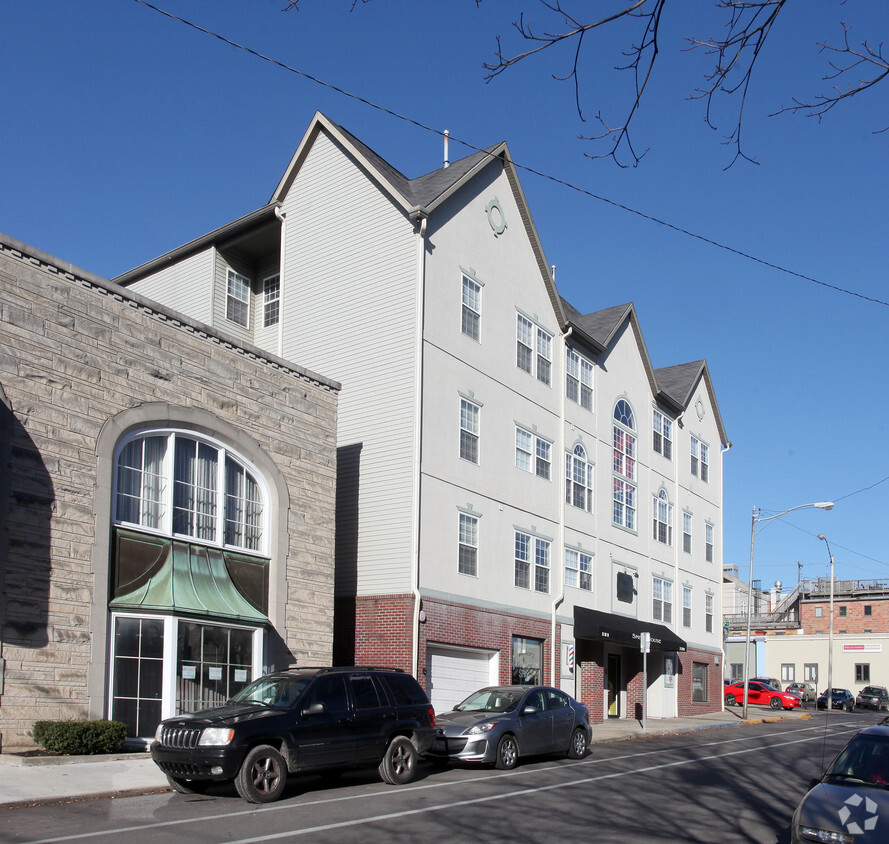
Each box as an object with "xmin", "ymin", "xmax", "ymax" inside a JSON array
[{"xmin": 443, "ymin": 130, "xmax": 449, "ymax": 168}]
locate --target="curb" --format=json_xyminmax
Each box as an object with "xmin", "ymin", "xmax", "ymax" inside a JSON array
[
  {"xmin": 0, "ymin": 751, "xmax": 153, "ymax": 768},
  {"xmin": 0, "ymin": 786, "xmax": 170, "ymax": 812}
]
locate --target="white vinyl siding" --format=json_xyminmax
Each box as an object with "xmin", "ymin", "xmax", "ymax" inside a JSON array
[
  {"xmin": 279, "ymin": 132, "xmax": 418, "ymax": 596},
  {"xmin": 125, "ymin": 250, "xmax": 214, "ymax": 326}
]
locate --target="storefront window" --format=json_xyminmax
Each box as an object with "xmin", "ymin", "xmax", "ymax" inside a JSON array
[
  {"xmin": 512, "ymin": 635, "xmax": 543, "ymax": 685},
  {"xmin": 692, "ymin": 661, "xmax": 708, "ymax": 702}
]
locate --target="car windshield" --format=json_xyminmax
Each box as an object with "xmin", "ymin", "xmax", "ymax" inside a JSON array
[
  {"xmin": 229, "ymin": 676, "xmax": 312, "ymax": 708},
  {"xmin": 454, "ymin": 689, "xmax": 522, "ymax": 713},
  {"xmin": 828, "ymin": 735, "xmax": 889, "ymax": 787}
]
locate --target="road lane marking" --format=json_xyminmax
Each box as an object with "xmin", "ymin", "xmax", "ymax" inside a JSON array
[{"xmin": 27, "ymin": 723, "xmax": 857, "ymax": 844}]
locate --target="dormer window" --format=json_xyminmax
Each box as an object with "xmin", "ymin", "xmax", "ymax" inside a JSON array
[{"xmin": 226, "ymin": 270, "xmax": 250, "ymax": 327}]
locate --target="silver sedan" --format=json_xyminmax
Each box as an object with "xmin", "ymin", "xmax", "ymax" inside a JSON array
[{"xmin": 426, "ymin": 685, "xmax": 591, "ymax": 769}]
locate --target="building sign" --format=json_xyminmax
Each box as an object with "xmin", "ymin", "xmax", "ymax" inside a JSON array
[{"xmin": 843, "ymin": 644, "xmax": 882, "ymax": 653}]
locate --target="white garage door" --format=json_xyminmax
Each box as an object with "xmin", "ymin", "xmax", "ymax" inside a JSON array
[{"xmin": 426, "ymin": 646, "xmax": 496, "ymax": 715}]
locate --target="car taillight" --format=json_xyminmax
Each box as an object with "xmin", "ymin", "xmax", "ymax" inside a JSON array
[{"xmin": 427, "ymin": 707, "xmax": 435, "ymax": 727}]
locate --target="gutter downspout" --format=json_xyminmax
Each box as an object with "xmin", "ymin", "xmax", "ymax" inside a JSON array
[
  {"xmin": 274, "ymin": 206, "xmax": 286, "ymax": 357},
  {"xmin": 552, "ymin": 326, "xmax": 572, "ymax": 686},
  {"xmin": 410, "ymin": 212, "xmax": 428, "ymax": 679},
  {"xmin": 719, "ymin": 441, "xmax": 733, "ymax": 695}
]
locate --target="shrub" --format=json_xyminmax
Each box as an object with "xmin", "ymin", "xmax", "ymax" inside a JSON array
[{"xmin": 32, "ymin": 720, "xmax": 128, "ymax": 755}]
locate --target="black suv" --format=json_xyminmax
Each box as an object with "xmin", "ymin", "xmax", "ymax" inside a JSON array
[{"xmin": 150, "ymin": 666, "xmax": 435, "ymax": 803}]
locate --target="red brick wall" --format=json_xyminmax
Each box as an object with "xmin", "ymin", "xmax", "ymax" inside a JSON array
[
  {"xmin": 418, "ymin": 598, "xmax": 557, "ymax": 689},
  {"xmin": 677, "ymin": 648, "xmax": 721, "ymax": 716},
  {"xmin": 577, "ymin": 644, "xmax": 720, "ymax": 723},
  {"xmin": 801, "ymin": 597, "xmax": 889, "ymax": 635},
  {"xmin": 337, "ymin": 594, "xmax": 557, "ymax": 689}
]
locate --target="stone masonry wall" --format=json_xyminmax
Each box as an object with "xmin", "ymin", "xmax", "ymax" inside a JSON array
[{"xmin": 0, "ymin": 235, "xmax": 339, "ymax": 749}]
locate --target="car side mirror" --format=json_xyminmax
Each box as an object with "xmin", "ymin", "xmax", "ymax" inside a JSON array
[
  {"xmin": 301, "ymin": 702, "xmax": 325, "ymax": 717},
  {"xmin": 522, "ymin": 705, "xmax": 539, "ymax": 716}
]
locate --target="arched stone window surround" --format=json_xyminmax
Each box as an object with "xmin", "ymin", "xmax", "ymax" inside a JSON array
[{"xmin": 86, "ymin": 403, "xmax": 291, "ymax": 719}]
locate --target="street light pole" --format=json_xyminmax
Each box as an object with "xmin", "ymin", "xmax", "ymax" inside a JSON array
[
  {"xmin": 742, "ymin": 502, "xmax": 834, "ymax": 720},
  {"xmin": 818, "ymin": 534, "xmax": 835, "ymax": 706}
]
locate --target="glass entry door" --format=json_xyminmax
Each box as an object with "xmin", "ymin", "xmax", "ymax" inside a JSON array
[{"xmin": 607, "ymin": 653, "xmax": 621, "ymax": 717}]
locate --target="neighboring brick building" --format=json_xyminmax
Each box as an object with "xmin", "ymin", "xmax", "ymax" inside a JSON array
[
  {"xmin": 724, "ymin": 572, "xmax": 889, "ymax": 694},
  {"xmin": 0, "ymin": 234, "xmax": 339, "ymax": 749}
]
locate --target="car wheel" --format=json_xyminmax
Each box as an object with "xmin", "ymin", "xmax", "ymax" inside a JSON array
[
  {"xmin": 235, "ymin": 744, "xmax": 287, "ymax": 803},
  {"xmin": 724, "ymin": 694, "xmax": 736, "ymax": 707},
  {"xmin": 378, "ymin": 736, "xmax": 418, "ymax": 785},
  {"xmin": 165, "ymin": 774, "xmax": 211, "ymax": 795},
  {"xmin": 770, "ymin": 697, "xmax": 782, "ymax": 710},
  {"xmin": 567, "ymin": 727, "xmax": 588, "ymax": 759},
  {"xmin": 495, "ymin": 734, "xmax": 519, "ymax": 770}
]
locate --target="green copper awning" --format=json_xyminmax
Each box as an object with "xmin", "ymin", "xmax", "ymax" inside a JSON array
[{"xmin": 110, "ymin": 529, "xmax": 268, "ymax": 624}]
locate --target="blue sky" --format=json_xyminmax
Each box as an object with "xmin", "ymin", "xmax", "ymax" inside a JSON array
[{"xmin": 3, "ymin": 1, "xmax": 887, "ymax": 596}]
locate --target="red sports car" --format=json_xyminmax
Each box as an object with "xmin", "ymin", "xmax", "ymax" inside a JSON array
[{"xmin": 724, "ymin": 681, "xmax": 801, "ymax": 710}]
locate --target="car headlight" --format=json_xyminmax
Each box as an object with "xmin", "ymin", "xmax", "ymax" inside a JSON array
[
  {"xmin": 198, "ymin": 727, "xmax": 235, "ymax": 746},
  {"xmin": 154, "ymin": 724, "xmax": 164, "ymax": 743},
  {"xmin": 797, "ymin": 826, "xmax": 854, "ymax": 844},
  {"xmin": 468, "ymin": 722, "xmax": 498, "ymax": 735}
]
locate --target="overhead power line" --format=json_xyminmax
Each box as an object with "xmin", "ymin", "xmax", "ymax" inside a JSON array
[{"xmin": 131, "ymin": 0, "xmax": 889, "ymax": 310}]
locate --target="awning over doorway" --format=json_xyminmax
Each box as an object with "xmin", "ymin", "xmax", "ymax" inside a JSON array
[{"xmin": 573, "ymin": 607, "xmax": 687, "ymax": 652}]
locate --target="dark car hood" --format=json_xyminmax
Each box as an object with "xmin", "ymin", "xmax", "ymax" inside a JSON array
[
  {"xmin": 163, "ymin": 703, "xmax": 287, "ymax": 727},
  {"xmin": 435, "ymin": 710, "xmax": 511, "ymax": 730},
  {"xmin": 795, "ymin": 782, "xmax": 889, "ymax": 841}
]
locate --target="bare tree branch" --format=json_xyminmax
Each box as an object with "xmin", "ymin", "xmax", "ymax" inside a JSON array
[
  {"xmin": 770, "ymin": 21, "xmax": 889, "ymax": 127},
  {"xmin": 283, "ymin": 1, "xmax": 887, "ymax": 167}
]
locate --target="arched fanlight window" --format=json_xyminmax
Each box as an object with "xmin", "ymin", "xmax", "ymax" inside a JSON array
[
  {"xmin": 612, "ymin": 400, "xmax": 637, "ymax": 530},
  {"xmin": 565, "ymin": 443, "xmax": 593, "ymax": 512},
  {"xmin": 115, "ymin": 430, "xmax": 265, "ymax": 553}
]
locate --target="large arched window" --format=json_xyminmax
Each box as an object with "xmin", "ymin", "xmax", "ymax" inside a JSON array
[
  {"xmin": 612, "ymin": 400, "xmax": 637, "ymax": 530},
  {"xmin": 109, "ymin": 429, "xmax": 271, "ymax": 741},
  {"xmin": 115, "ymin": 431, "xmax": 265, "ymax": 552}
]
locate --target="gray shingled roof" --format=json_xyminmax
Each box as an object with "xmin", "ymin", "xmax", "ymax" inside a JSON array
[
  {"xmin": 329, "ymin": 117, "xmax": 502, "ymax": 209},
  {"xmin": 654, "ymin": 361, "xmax": 707, "ymax": 408}
]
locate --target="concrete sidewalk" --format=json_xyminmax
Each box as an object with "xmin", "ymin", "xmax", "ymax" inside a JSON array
[{"xmin": 0, "ymin": 707, "xmax": 811, "ymax": 810}]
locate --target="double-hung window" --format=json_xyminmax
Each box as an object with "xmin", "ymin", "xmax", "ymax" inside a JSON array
[
  {"xmin": 516, "ymin": 314, "xmax": 552, "ymax": 385},
  {"xmin": 683, "ymin": 512, "xmax": 692, "ymax": 553},
  {"xmin": 682, "ymin": 586, "xmax": 692, "ymax": 628},
  {"xmin": 226, "ymin": 269, "xmax": 250, "ymax": 327},
  {"xmin": 460, "ymin": 399, "xmax": 480, "ymax": 464},
  {"xmin": 691, "ymin": 436, "xmax": 709, "ymax": 482},
  {"xmin": 653, "ymin": 489, "xmax": 673, "ymax": 545},
  {"xmin": 566, "ymin": 444, "xmax": 593, "ymax": 512},
  {"xmin": 516, "ymin": 427, "xmax": 552, "ymax": 479},
  {"xmin": 515, "ymin": 531, "xmax": 550, "ymax": 593},
  {"xmin": 565, "ymin": 549, "xmax": 592, "ymax": 591},
  {"xmin": 612, "ymin": 400, "xmax": 636, "ymax": 530},
  {"xmin": 652, "ymin": 576, "xmax": 672, "ymax": 623},
  {"xmin": 653, "ymin": 409, "xmax": 672, "ymax": 459},
  {"xmin": 705, "ymin": 594, "xmax": 714, "ymax": 633},
  {"xmin": 705, "ymin": 523, "xmax": 714, "ymax": 563},
  {"xmin": 566, "ymin": 348, "xmax": 593, "ymax": 410},
  {"xmin": 458, "ymin": 512, "xmax": 479, "ymax": 576},
  {"xmin": 262, "ymin": 274, "xmax": 280, "ymax": 328},
  {"xmin": 461, "ymin": 273, "xmax": 482, "ymax": 341}
]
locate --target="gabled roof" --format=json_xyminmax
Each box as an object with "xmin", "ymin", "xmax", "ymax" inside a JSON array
[
  {"xmin": 272, "ymin": 113, "xmax": 565, "ymax": 325},
  {"xmin": 563, "ymin": 297, "xmax": 728, "ymax": 445},
  {"xmin": 655, "ymin": 360, "xmax": 728, "ymax": 445}
]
